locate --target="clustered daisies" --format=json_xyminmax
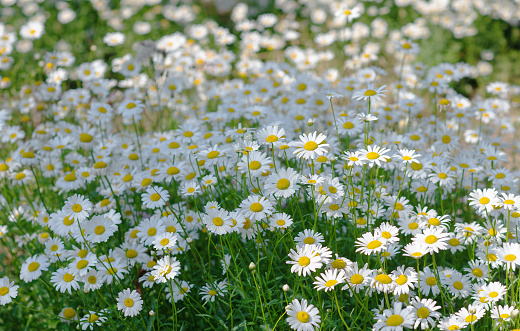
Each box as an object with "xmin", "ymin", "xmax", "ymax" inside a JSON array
[{"xmin": 1, "ymin": 0, "xmax": 520, "ymax": 330}]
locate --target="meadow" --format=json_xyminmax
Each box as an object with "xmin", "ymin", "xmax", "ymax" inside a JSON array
[{"xmin": 1, "ymin": 0, "xmax": 520, "ymax": 330}]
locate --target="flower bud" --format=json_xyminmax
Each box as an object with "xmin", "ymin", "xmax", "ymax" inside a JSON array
[
  {"xmin": 282, "ymin": 284, "xmax": 290, "ymax": 292},
  {"xmin": 249, "ymin": 262, "xmax": 256, "ymax": 270},
  {"xmin": 307, "ymin": 119, "xmax": 314, "ymax": 126},
  {"xmin": 149, "ymin": 310, "xmax": 155, "ymax": 316}
]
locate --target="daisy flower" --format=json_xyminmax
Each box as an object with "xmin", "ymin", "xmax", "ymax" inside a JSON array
[
  {"xmin": 286, "ymin": 244, "xmax": 323, "ymax": 277},
  {"xmin": 256, "ymin": 125, "xmax": 285, "ymax": 145},
  {"xmin": 141, "ymin": 186, "xmax": 170, "ymax": 209},
  {"xmin": 496, "ymin": 242, "xmax": 520, "ymax": 270},
  {"xmin": 84, "ymin": 215, "xmax": 117, "ymax": 243},
  {"xmin": 437, "ymin": 315, "xmax": 467, "ymax": 331},
  {"xmin": 117, "ymin": 288, "xmax": 143, "ymax": 317},
  {"xmin": 355, "ymin": 232, "xmax": 386, "ymax": 256},
  {"xmin": 270, "ymin": 212, "xmax": 293, "ymax": 229},
  {"xmin": 203, "ymin": 208, "xmax": 233, "ymax": 235},
  {"xmin": 264, "ymin": 168, "xmax": 300, "ymax": 198},
  {"xmin": 455, "ymin": 304, "xmax": 486, "ymax": 325},
  {"xmin": 295, "ymin": 229, "xmax": 324, "ymax": 247},
  {"xmin": 166, "ymin": 280, "xmax": 193, "ymax": 303},
  {"xmin": 286, "ymin": 298, "xmax": 321, "ymax": 331},
  {"xmin": 152, "ymin": 232, "xmax": 178, "ymax": 251},
  {"xmin": 342, "ymin": 150, "xmax": 365, "ymax": 166},
  {"xmin": 393, "ymin": 149, "xmax": 421, "ymax": 164},
  {"xmin": 313, "ymin": 269, "xmax": 346, "ymax": 292},
  {"xmin": 63, "ymin": 194, "xmax": 93, "ymax": 221},
  {"xmin": 69, "ymin": 252, "xmax": 97, "ymax": 277},
  {"xmin": 58, "ymin": 306, "xmax": 77, "ymax": 323},
  {"xmin": 373, "ymin": 302, "xmax": 414, "ymax": 331},
  {"xmin": 200, "ymin": 280, "xmax": 227, "ymax": 302},
  {"xmin": 291, "ymin": 132, "xmax": 329, "ymax": 160},
  {"xmin": 180, "ymin": 180, "xmax": 201, "ymax": 196},
  {"xmin": 80, "ymin": 310, "xmax": 108, "ymax": 330},
  {"xmin": 352, "ymin": 83, "xmax": 388, "ymax": 103},
  {"xmin": 490, "ymin": 305, "xmax": 518, "ymax": 322},
  {"xmin": 342, "ymin": 263, "xmax": 373, "ymax": 293},
  {"xmin": 360, "ymin": 145, "xmax": 391, "ymax": 168},
  {"xmin": 237, "ymin": 150, "xmax": 272, "ymax": 177},
  {"xmin": 81, "ymin": 270, "xmax": 104, "ymax": 292},
  {"xmin": 419, "ymin": 267, "xmax": 440, "ymax": 296},
  {"xmin": 468, "ymin": 188, "xmax": 499, "ymax": 213},
  {"xmin": 410, "ymin": 297, "xmax": 441, "ymax": 330},
  {"xmin": 239, "ymin": 195, "xmax": 273, "ymax": 222},
  {"xmin": 0, "ymin": 277, "xmax": 19, "ymax": 305},
  {"xmin": 371, "ymin": 272, "xmax": 396, "ymax": 294},
  {"xmin": 479, "ymin": 281, "xmax": 507, "ymax": 304},
  {"xmin": 50, "ymin": 267, "xmax": 81, "ymax": 294},
  {"xmin": 20, "ymin": 254, "xmax": 50, "ymax": 283},
  {"xmin": 412, "ymin": 228, "xmax": 450, "ymax": 254},
  {"xmin": 151, "ymin": 255, "xmax": 180, "ymax": 283},
  {"xmin": 444, "ymin": 272, "xmax": 471, "ymax": 298},
  {"xmin": 391, "ymin": 266, "xmax": 417, "ymax": 296}
]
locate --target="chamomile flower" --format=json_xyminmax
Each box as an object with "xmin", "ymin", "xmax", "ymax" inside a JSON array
[
  {"xmin": 410, "ymin": 297, "xmax": 441, "ymax": 330},
  {"xmin": 391, "ymin": 266, "xmax": 417, "ymax": 295},
  {"xmin": 295, "ymin": 229, "xmax": 324, "ymax": 247},
  {"xmin": 287, "ymin": 244, "xmax": 323, "ymax": 276},
  {"xmin": 490, "ymin": 305, "xmax": 518, "ymax": 322},
  {"xmin": 468, "ymin": 188, "xmax": 499, "ymax": 213},
  {"xmin": 51, "ymin": 267, "xmax": 81, "ymax": 294},
  {"xmin": 355, "ymin": 232, "xmax": 386, "ymax": 256},
  {"xmin": 166, "ymin": 280, "xmax": 193, "ymax": 303},
  {"xmin": 203, "ymin": 208, "xmax": 233, "ymax": 235},
  {"xmin": 412, "ymin": 228, "xmax": 450, "ymax": 254},
  {"xmin": 63, "ymin": 194, "xmax": 93, "ymax": 221},
  {"xmin": 286, "ymin": 298, "xmax": 321, "ymax": 331},
  {"xmin": 80, "ymin": 310, "xmax": 108, "ymax": 330},
  {"xmin": 361, "ymin": 145, "xmax": 391, "ymax": 168},
  {"xmin": 20, "ymin": 254, "xmax": 50, "ymax": 282},
  {"xmin": 239, "ymin": 195, "xmax": 273, "ymax": 221},
  {"xmin": 342, "ymin": 263, "xmax": 373, "ymax": 293},
  {"xmin": 292, "ymin": 132, "xmax": 329, "ymax": 160},
  {"xmin": 496, "ymin": 242, "xmax": 520, "ymax": 270},
  {"xmin": 84, "ymin": 215, "xmax": 117, "ymax": 243},
  {"xmin": 264, "ymin": 168, "xmax": 300, "ymax": 198},
  {"xmin": 313, "ymin": 269, "xmax": 346, "ymax": 292},
  {"xmin": 117, "ymin": 289, "xmax": 143, "ymax": 317},
  {"xmin": 142, "ymin": 186, "xmax": 170, "ymax": 209},
  {"xmin": 152, "ymin": 232, "xmax": 178, "ymax": 251},
  {"xmin": 180, "ymin": 181, "xmax": 201, "ymax": 196},
  {"xmin": 0, "ymin": 277, "xmax": 19, "ymax": 305},
  {"xmin": 200, "ymin": 280, "xmax": 227, "ymax": 302},
  {"xmin": 352, "ymin": 83, "xmax": 388, "ymax": 103},
  {"xmin": 372, "ymin": 302, "xmax": 414, "ymax": 331},
  {"xmin": 151, "ymin": 255, "xmax": 180, "ymax": 283}
]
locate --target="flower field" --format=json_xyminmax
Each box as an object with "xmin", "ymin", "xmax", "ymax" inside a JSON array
[{"xmin": 1, "ymin": 0, "xmax": 520, "ymax": 330}]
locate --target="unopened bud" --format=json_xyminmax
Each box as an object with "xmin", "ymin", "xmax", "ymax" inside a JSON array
[
  {"xmin": 283, "ymin": 284, "xmax": 290, "ymax": 292},
  {"xmin": 307, "ymin": 119, "xmax": 314, "ymax": 126},
  {"xmin": 186, "ymin": 237, "xmax": 193, "ymax": 243},
  {"xmin": 329, "ymin": 156, "xmax": 337, "ymax": 162},
  {"xmin": 149, "ymin": 310, "xmax": 155, "ymax": 316},
  {"xmin": 469, "ymin": 308, "xmax": 476, "ymax": 314},
  {"xmin": 249, "ymin": 262, "xmax": 256, "ymax": 270},
  {"xmin": 484, "ymin": 234, "xmax": 491, "ymax": 240},
  {"xmin": 511, "ymin": 310, "xmax": 519, "ymax": 318}
]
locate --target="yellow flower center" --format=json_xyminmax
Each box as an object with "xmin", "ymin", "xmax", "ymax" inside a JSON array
[
  {"xmin": 367, "ymin": 240, "xmax": 381, "ymax": 250},
  {"xmin": 303, "ymin": 237, "xmax": 315, "ymax": 245},
  {"xmin": 386, "ymin": 314, "xmax": 404, "ymax": 326},
  {"xmin": 250, "ymin": 202, "xmax": 263, "ymax": 212},
  {"xmin": 304, "ymin": 141, "xmax": 318, "ymax": 151},
  {"xmin": 298, "ymin": 257, "xmax": 310, "ymax": 266},
  {"xmin": 150, "ymin": 193, "xmax": 161, "ymax": 201},
  {"xmin": 426, "ymin": 277, "xmax": 436, "ymax": 286},
  {"xmin": 364, "ymin": 90, "xmax": 377, "ymax": 96},
  {"xmin": 396, "ymin": 275, "xmax": 408, "ymax": 285},
  {"xmin": 249, "ymin": 161, "xmax": 261, "ymax": 170},
  {"xmin": 295, "ymin": 310, "xmax": 310, "ymax": 323},
  {"xmin": 124, "ymin": 298, "xmax": 134, "ymax": 307},
  {"xmin": 212, "ymin": 217, "xmax": 224, "ymax": 226},
  {"xmin": 63, "ymin": 273, "xmax": 75, "ymax": 282},
  {"xmin": 453, "ymin": 281, "xmax": 463, "ymax": 290},
  {"xmin": 126, "ymin": 249, "xmax": 137, "ymax": 258},
  {"xmin": 425, "ymin": 235, "xmax": 438, "ymax": 244},
  {"xmin": 277, "ymin": 178, "xmax": 290, "ymax": 190},
  {"xmin": 417, "ymin": 307, "xmax": 430, "ymax": 319},
  {"xmin": 375, "ymin": 274, "xmax": 392, "ymax": 284},
  {"xmin": 325, "ymin": 279, "xmax": 338, "ymax": 287}
]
